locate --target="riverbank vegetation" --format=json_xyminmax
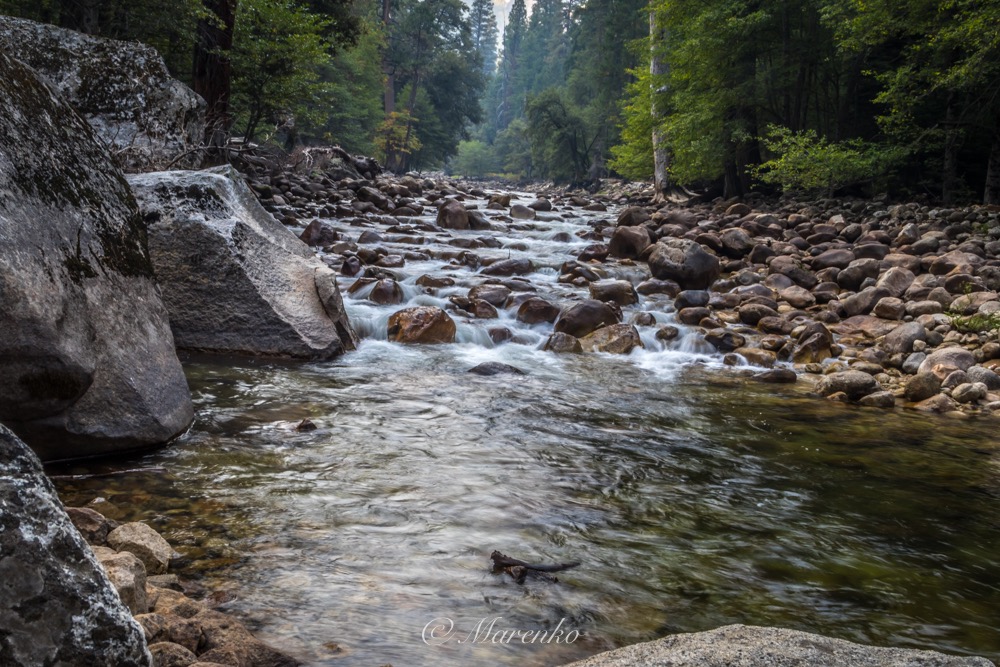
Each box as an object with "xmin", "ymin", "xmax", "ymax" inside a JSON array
[{"xmin": 1, "ymin": 0, "xmax": 996, "ymax": 203}]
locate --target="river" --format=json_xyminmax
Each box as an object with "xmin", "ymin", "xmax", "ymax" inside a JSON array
[{"xmin": 52, "ymin": 193, "xmax": 1000, "ymax": 666}]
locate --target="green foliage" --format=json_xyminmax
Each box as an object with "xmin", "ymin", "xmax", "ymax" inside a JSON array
[
  {"xmin": 311, "ymin": 22, "xmax": 384, "ymax": 153},
  {"xmin": 608, "ymin": 58, "xmax": 655, "ymax": 180},
  {"xmin": 469, "ymin": 0, "xmax": 498, "ymax": 75},
  {"xmin": 231, "ymin": 0, "xmax": 334, "ymax": 143},
  {"xmin": 375, "ymin": 110, "xmax": 422, "ymax": 165},
  {"xmin": 950, "ymin": 312, "xmax": 1000, "ymax": 334},
  {"xmin": 525, "ymin": 88, "xmax": 592, "ymax": 182},
  {"xmin": 450, "ymin": 140, "xmax": 498, "ymax": 177},
  {"xmin": 753, "ymin": 125, "xmax": 903, "ymax": 196}
]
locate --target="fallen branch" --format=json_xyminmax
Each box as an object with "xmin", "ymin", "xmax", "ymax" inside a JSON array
[{"xmin": 490, "ymin": 550, "xmax": 581, "ymax": 584}]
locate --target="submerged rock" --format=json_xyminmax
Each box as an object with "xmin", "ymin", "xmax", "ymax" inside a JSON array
[
  {"xmin": 0, "ymin": 16, "xmax": 205, "ymax": 171},
  {"xmin": 0, "ymin": 51, "xmax": 193, "ymax": 461},
  {"xmin": 128, "ymin": 166, "xmax": 357, "ymax": 359},
  {"xmin": 561, "ymin": 624, "xmax": 994, "ymax": 666},
  {"xmin": 0, "ymin": 425, "xmax": 152, "ymax": 665}
]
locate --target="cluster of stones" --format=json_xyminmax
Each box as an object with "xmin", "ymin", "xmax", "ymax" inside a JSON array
[
  {"xmin": 243, "ymin": 156, "xmax": 1000, "ymax": 413},
  {"xmin": 67, "ymin": 506, "xmax": 298, "ymax": 667},
  {"xmin": 597, "ymin": 197, "xmax": 1000, "ymax": 413}
]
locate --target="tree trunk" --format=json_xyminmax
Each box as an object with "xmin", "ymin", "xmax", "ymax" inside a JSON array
[
  {"xmin": 986, "ymin": 131, "xmax": 1000, "ymax": 205},
  {"xmin": 942, "ymin": 98, "xmax": 959, "ymax": 205},
  {"xmin": 193, "ymin": 0, "xmax": 236, "ymax": 151},
  {"xmin": 650, "ymin": 10, "xmax": 670, "ymax": 201}
]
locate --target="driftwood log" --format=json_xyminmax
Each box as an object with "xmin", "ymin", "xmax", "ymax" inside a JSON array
[{"xmin": 490, "ymin": 550, "xmax": 581, "ymax": 584}]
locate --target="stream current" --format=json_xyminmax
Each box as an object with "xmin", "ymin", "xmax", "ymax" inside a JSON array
[{"xmin": 53, "ymin": 194, "xmax": 1000, "ymax": 666}]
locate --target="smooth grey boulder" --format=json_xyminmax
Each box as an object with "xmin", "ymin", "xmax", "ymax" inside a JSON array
[
  {"xmin": 0, "ymin": 16, "xmax": 205, "ymax": 171},
  {"xmin": 0, "ymin": 425, "xmax": 152, "ymax": 666},
  {"xmin": 561, "ymin": 624, "xmax": 994, "ymax": 667},
  {"xmin": 128, "ymin": 166, "xmax": 358, "ymax": 359},
  {"xmin": 0, "ymin": 51, "xmax": 193, "ymax": 461}
]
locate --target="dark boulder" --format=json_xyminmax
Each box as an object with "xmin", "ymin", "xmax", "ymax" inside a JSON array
[
  {"xmin": 0, "ymin": 51, "xmax": 192, "ymax": 461},
  {"xmin": 0, "ymin": 425, "xmax": 151, "ymax": 666},
  {"xmin": 647, "ymin": 240, "xmax": 721, "ymax": 290},
  {"xmin": 554, "ymin": 300, "xmax": 622, "ymax": 338}
]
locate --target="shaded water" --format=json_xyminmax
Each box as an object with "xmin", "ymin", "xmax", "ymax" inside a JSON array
[{"xmin": 52, "ymin": 195, "xmax": 1000, "ymax": 666}]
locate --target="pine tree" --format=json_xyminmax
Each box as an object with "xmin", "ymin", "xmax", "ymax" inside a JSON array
[{"xmin": 469, "ymin": 0, "xmax": 499, "ymax": 76}]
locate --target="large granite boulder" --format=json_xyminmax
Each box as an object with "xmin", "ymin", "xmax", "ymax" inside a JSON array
[
  {"xmin": 0, "ymin": 51, "xmax": 194, "ymax": 461},
  {"xmin": 0, "ymin": 16, "xmax": 205, "ymax": 172},
  {"xmin": 562, "ymin": 624, "xmax": 994, "ymax": 667},
  {"xmin": 0, "ymin": 425, "xmax": 152, "ymax": 666},
  {"xmin": 128, "ymin": 166, "xmax": 358, "ymax": 358}
]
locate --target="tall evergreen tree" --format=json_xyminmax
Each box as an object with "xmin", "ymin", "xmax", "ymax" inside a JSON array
[
  {"xmin": 495, "ymin": 0, "xmax": 527, "ymax": 130},
  {"xmin": 469, "ymin": 0, "xmax": 499, "ymax": 76}
]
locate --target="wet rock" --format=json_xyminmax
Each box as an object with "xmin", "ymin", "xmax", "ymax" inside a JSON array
[
  {"xmin": 905, "ymin": 373, "xmax": 942, "ymax": 402},
  {"xmin": 816, "ymin": 371, "xmax": 879, "ymax": 401},
  {"xmin": 676, "ymin": 290, "xmax": 711, "ymax": 309},
  {"xmin": 678, "ymin": 307, "xmax": 713, "ymax": 325},
  {"xmin": 468, "ymin": 362, "xmax": 526, "ymax": 376},
  {"xmin": 0, "ymin": 51, "xmax": 193, "ymax": 460},
  {"xmin": 107, "ymin": 522, "xmax": 178, "ymax": 576},
  {"xmin": 752, "ymin": 369, "xmax": 797, "ymax": 383},
  {"xmin": 510, "ymin": 204, "xmax": 536, "ymax": 219},
  {"xmin": 736, "ymin": 347, "xmax": 777, "ymax": 368},
  {"xmin": 481, "ymin": 258, "xmax": 534, "ymax": 276},
  {"xmin": 858, "ymin": 391, "xmax": 896, "ymax": 408},
  {"xmin": 544, "ymin": 332, "xmax": 584, "ymax": 354},
  {"xmin": 436, "ymin": 199, "xmax": 469, "ymax": 229},
  {"xmin": 648, "ymin": 239, "xmax": 721, "ymax": 290},
  {"xmin": 609, "ymin": 226, "xmax": 652, "ymax": 259},
  {"xmin": 656, "ymin": 325, "xmax": 681, "ymax": 341},
  {"xmin": 769, "ymin": 256, "xmax": 818, "ymax": 289},
  {"xmin": 387, "ymin": 307, "xmax": 456, "ymax": 344},
  {"xmin": 66, "ymin": 507, "xmax": 119, "ymax": 546},
  {"xmin": 417, "ymin": 274, "xmax": 456, "ymax": 288},
  {"xmin": 0, "ymin": 425, "xmax": 151, "ymax": 666},
  {"xmin": 580, "ymin": 324, "xmax": 643, "ymax": 354},
  {"xmin": 299, "ymin": 220, "xmax": 339, "ymax": 246},
  {"xmin": 578, "ymin": 243, "xmax": 610, "ymax": 262},
  {"xmin": 555, "ymin": 300, "xmax": 622, "ymax": 338},
  {"xmin": 0, "ymin": 17, "xmax": 205, "ymax": 171},
  {"xmin": 369, "ymin": 279, "xmax": 405, "ymax": 305},
  {"xmin": 517, "ymin": 298, "xmax": 562, "ymax": 324},
  {"xmin": 528, "ymin": 198, "xmax": 552, "ymax": 211},
  {"xmin": 190, "ymin": 608, "xmax": 299, "ymax": 667},
  {"xmin": 915, "ymin": 393, "xmax": 959, "ymax": 413},
  {"xmin": 589, "ymin": 280, "xmax": 639, "ymax": 306},
  {"xmin": 793, "ymin": 322, "xmax": 833, "ymax": 364},
  {"xmin": 902, "ymin": 352, "xmax": 927, "ymax": 375},
  {"xmin": 705, "ymin": 330, "xmax": 746, "ymax": 353},
  {"xmin": 129, "ymin": 166, "xmax": 357, "ymax": 359},
  {"xmin": 739, "ymin": 303, "xmax": 780, "ymax": 326},
  {"xmin": 468, "ymin": 284, "xmax": 512, "ymax": 306},
  {"xmin": 637, "ymin": 278, "xmax": 681, "ymax": 297}
]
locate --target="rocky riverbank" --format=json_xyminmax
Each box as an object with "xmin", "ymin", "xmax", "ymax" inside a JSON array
[
  {"xmin": 235, "ymin": 148, "xmax": 1000, "ymax": 416},
  {"xmin": 66, "ymin": 504, "xmax": 300, "ymax": 667}
]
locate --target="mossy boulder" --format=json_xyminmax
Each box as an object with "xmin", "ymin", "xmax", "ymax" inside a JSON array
[
  {"xmin": 0, "ymin": 51, "xmax": 194, "ymax": 461},
  {"xmin": 0, "ymin": 16, "xmax": 205, "ymax": 172}
]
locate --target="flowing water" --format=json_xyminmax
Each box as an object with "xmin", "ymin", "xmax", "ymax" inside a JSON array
[{"xmin": 52, "ymin": 194, "xmax": 1000, "ymax": 666}]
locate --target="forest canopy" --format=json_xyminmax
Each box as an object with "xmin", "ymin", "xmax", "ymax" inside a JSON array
[{"xmin": 1, "ymin": 0, "xmax": 997, "ymax": 203}]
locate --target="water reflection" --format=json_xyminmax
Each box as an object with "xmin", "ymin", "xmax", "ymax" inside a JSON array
[{"xmin": 53, "ymin": 353, "xmax": 1000, "ymax": 666}]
